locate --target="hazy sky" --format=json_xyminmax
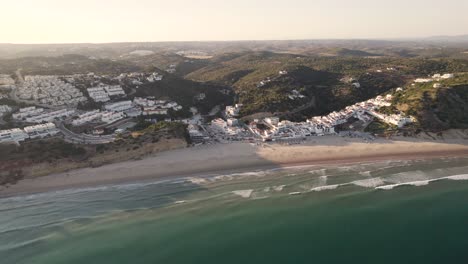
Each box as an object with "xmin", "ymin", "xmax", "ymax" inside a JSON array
[{"xmin": 1, "ymin": 0, "xmax": 467, "ymax": 43}]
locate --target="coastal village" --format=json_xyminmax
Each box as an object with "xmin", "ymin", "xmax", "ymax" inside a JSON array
[{"xmin": 0, "ymin": 70, "xmax": 456, "ymax": 146}]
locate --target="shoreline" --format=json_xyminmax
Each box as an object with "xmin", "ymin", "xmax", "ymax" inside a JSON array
[{"xmin": 1, "ymin": 137, "xmax": 468, "ymax": 198}]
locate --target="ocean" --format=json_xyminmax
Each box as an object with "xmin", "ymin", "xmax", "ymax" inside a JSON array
[{"xmin": 1, "ymin": 157, "xmax": 468, "ymax": 264}]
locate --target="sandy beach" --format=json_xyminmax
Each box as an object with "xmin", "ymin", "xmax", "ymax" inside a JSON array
[{"xmin": 1, "ymin": 136, "xmax": 468, "ymax": 197}]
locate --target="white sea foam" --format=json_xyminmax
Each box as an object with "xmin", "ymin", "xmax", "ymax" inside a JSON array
[
  {"xmin": 311, "ymin": 185, "xmax": 340, "ymax": 192},
  {"xmin": 309, "ymin": 168, "xmax": 327, "ymax": 176},
  {"xmin": 376, "ymin": 173, "xmax": 468, "ymax": 190},
  {"xmin": 446, "ymin": 174, "xmax": 468, "ymax": 180},
  {"xmin": 386, "ymin": 170, "xmax": 428, "ymax": 183},
  {"xmin": 211, "ymin": 175, "xmax": 234, "ymax": 181},
  {"xmin": 318, "ymin": 176, "xmax": 328, "ymax": 185},
  {"xmin": 352, "ymin": 177, "xmax": 385, "ymax": 188},
  {"xmin": 229, "ymin": 171, "xmax": 266, "ymax": 178},
  {"xmin": 272, "ymin": 185, "xmax": 285, "ymax": 192},
  {"xmin": 375, "ymin": 184, "xmax": 398, "ymax": 190},
  {"xmin": 409, "ymin": 180, "xmax": 431, "ymax": 186},
  {"xmin": 376, "ymin": 180, "xmax": 431, "ymax": 190},
  {"xmin": 186, "ymin": 177, "xmax": 208, "ymax": 185},
  {"xmin": 232, "ymin": 190, "xmax": 254, "ymax": 198},
  {"xmin": 359, "ymin": 171, "xmax": 372, "ymax": 177},
  {"xmin": 288, "ymin": 192, "xmax": 302, "ymax": 195}
]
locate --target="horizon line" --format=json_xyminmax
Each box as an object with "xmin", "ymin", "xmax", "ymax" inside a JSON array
[{"xmin": 1, "ymin": 34, "xmax": 468, "ymax": 45}]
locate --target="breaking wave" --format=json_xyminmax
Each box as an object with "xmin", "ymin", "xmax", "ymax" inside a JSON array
[{"xmin": 376, "ymin": 174, "xmax": 468, "ymax": 190}]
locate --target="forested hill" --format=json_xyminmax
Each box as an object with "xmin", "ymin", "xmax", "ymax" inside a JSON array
[{"xmin": 185, "ymin": 51, "xmax": 468, "ymax": 119}]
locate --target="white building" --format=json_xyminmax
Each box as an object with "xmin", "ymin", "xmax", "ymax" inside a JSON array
[
  {"xmin": 367, "ymin": 111, "xmax": 413, "ymax": 128},
  {"xmin": 25, "ymin": 109, "xmax": 75, "ymax": 123},
  {"xmin": 72, "ymin": 110, "xmax": 102, "ymax": 126},
  {"xmin": 0, "ymin": 105, "xmax": 12, "ymax": 117},
  {"xmin": 265, "ymin": 117, "xmax": 280, "ymax": 126},
  {"xmin": 441, "ymin": 73, "xmax": 454, "ymax": 79},
  {"xmin": 195, "ymin": 93, "xmax": 206, "ymax": 101},
  {"xmin": 211, "ymin": 118, "xmax": 227, "ymax": 131},
  {"xmin": 101, "ymin": 111, "xmax": 125, "ymax": 124},
  {"xmin": 134, "ymin": 97, "xmax": 155, "ymax": 107},
  {"xmin": 104, "ymin": 100, "xmax": 133, "ymax": 112},
  {"xmin": 225, "ymin": 104, "xmax": 242, "ymax": 117},
  {"xmin": 142, "ymin": 106, "xmax": 168, "ymax": 115},
  {"xmin": 0, "ymin": 74, "xmax": 15, "ymax": 86},
  {"xmin": 124, "ymin": 108, "xmax": 143, "ymax": 117},
  {"xmin": 87, "ymin": 87, "xmax": 110, "ymax": 102},
  {"xmin": 103, "ymin": 85, "xmax": 125, "ymax": 96},
  {"xmin": 23, "ymin": 123, "xmax": 59, "ymax": 139},
  {"xmin": 12, "ymin": 106, "xmax": 44, "ymax": 120},
  {"xmin": 147, "ymin": 73, "xmax": 163, "ymax": 82},
  {"xmin": 0, "ymin": 128, "xmax": 29, "ymax": 143},
  {"xmin": 414, "ymin": 78, "xmax": 433, "ymax": 83},
  {"xmin": 18, "ymin": 75, "xmax": 86, "ymax": 106},
  {"xmin": 227, "ymin": 118, "xmax": 239, "ymax": 127}
]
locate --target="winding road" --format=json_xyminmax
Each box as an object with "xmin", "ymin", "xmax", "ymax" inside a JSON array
[{"xmin": 57, "ymin": 122, "xmax": 115, "ymax": 144}]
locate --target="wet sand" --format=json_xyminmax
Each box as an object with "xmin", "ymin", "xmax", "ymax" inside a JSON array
[{"xmin": 1, "ymin": 136, "xmax": 468, "ymax": 197}]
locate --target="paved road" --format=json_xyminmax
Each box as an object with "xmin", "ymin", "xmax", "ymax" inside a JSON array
[{"xmin": 57, "ymin": 122, "xmax": 115, "ymax": 144}]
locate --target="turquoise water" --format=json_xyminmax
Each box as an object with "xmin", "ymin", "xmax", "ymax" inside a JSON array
[{"xmin": 2, "ymin": 157, "xmax": 468, "ymax": 264}]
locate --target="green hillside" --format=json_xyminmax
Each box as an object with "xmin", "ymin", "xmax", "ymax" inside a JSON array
[
  {"xmin": 184, "ymin": 52, "xmax": 468, "ymax": 119},
  {"xmin": 132, "ymin": 74, "xmax": 233, "ymax": 115},
  {"xmin": 391, "ymin": 74, "xmax": 468, "ymax": 131},
  {"xmin": 0, "ymin": 54, "xmax": 141, "ymax": 75}
]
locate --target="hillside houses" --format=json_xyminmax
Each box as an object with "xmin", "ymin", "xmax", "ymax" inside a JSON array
[
  {"xmin": 87, "ymin": 85, "xmax": 126, "ymax": 102},
  {"xmin": 12, "ymin": 107, "xmax": 75, "ymax": 123},
  {"xmin": 0, "ymin": 123, "xmax": 59, "ymax": 143},
  {"xmin": 188, "ymin": 124, "xmax": 209, "ymax": 143},
  {"xmin": 225, "ymin": 104, "xmax": 243, "ymax": 117},
  {"xmin": 0, "ymin": 74, "xmax": 15, "ymax": 90},
  {"xmin": 432, "ymin": 73, "xmax": 455, "ymax": 80},
  {"xmin": 133, "ymin": 97, "xmax": 183, "ymax": 114},
  {"xmin": 23, "ymin": 123, "xmax": 60, "ymax": 139},
  {"xmin": 147, "ymin": 72, "xmax": 163, "ymax": 82},
  {"xmin": 142, "ymin": 106, "xmax": 167, "ymax": 116},
  {"xmin": 288, "ymin": 90, "xmax": 306, "ymax": 100},
  {"xmin": 103, "ymin": 85, "xmax": 125, "ymax": 96},
  {"xmin": 0, "ymin": 74, "xmax": 15, "ymax": 85},
  {"xmin": 101, "ymin": 111, "xmax": 125, "ymax": 124},
  {"xmin": 211, "ymin": 118, "xmax": 245, "ymax": 137},
  {"xmin": 0, "ymin": 105, "xmax": 12, "ymax": 117},
  {"xmin": 69, "ymin": 97, "xmax": 184, "ymax": 127},
  {"xmin": 104, "ymin": 100, "xmax": 133, "ymax": 112},
  {"xmin": 367, "ymin": 111, "xmax": 413, "ymax": 128},
  {"xmin": 0, "ymin": 128, "xmax": 29, "ymax": 143},
  {"xmin": 12, "ymin": 106, "xmax": 44, "ymax": 120},
  {"xmin": 87, "ymin": 87, "xmax": 110, "ymax": 102},
  {"xmin": 414, "ymin": 73, "xmax": 455, "ymax": 83},
  {"xmin": 18, "ymin": 76, "xmax": 87, "ymax": 106},
  {"xmin": 414, "ymin": 78, "xmax": 433, "ymax": 83},
  {"xmin": 72, "ymin": 110, "xmax": 102, "ymax": 126},
  {"xmin": 246, "ymin": 93, "xmax": 411, "ymax": 141}
]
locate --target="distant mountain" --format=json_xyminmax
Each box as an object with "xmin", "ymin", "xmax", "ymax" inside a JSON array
[
  {"xmin": 423, "ymin": 35, "xmax": 468, "ymax": 43},
  {"xmin": 334, "ymin": 48, "xmax": 382, "ymax": 57}
]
